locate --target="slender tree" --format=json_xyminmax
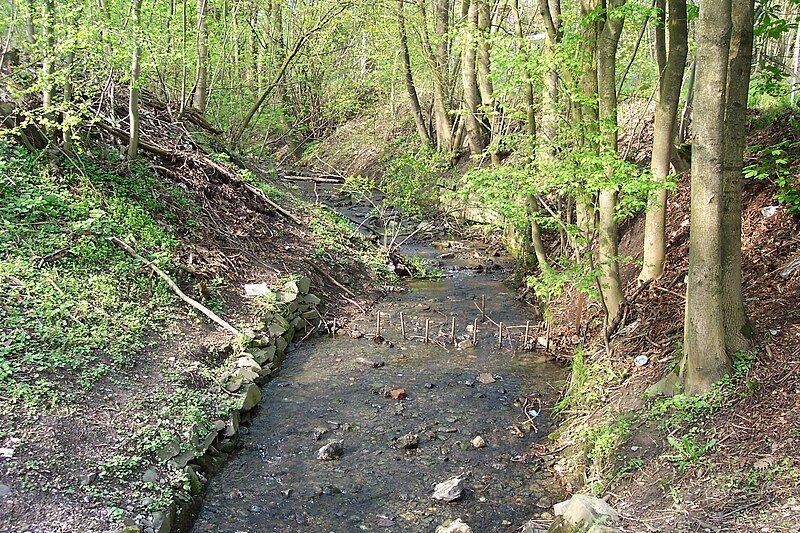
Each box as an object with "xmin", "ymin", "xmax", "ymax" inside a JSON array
[
  {"xmin": 127, "ymin": 0, "xmax": 143, "ymax": 159},
  {"xmin": 398, "ymin": 0, "xmax": 431, "ymax": 146},
  {"xmin": 193, "ymin": 0, "xmax": 209, "ymax": 113},
  {"xmin": 639, "ymin": 0, "xmax": 689, "ymax": 282},
  {"xmin": 596, "ymin": 0, "xmax": 627, "ymax": 319},
  {"xmin": 462, "ymin": 0, "xmax": 486, "ymax": 155},
  {"xmin": 721, "ymin": 0, "xmax": 755, "ymax": 354}
]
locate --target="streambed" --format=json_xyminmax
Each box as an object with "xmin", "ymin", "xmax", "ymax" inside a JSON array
[{"xmin": 194, "ymin": 193, "xmax": 565, "ymax": 532}]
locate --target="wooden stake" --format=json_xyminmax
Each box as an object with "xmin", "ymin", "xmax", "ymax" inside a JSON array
[
  {"xmin": 498, "ymin": 321, "xmax": 503, "ymax": 348},
  {"xmin": 545, "ymin": 321, "xmax": 551, "ymax": 352},
  {"xmin": 400, "ymin": 312, "xmax": 406, "ymax": 340},
  {"xmin": 331, "ymin": 317, "xmax": 337, "ymax": 338},
  {"xmin": 472, "ymin": 318, "xmax": 478, "ymax": 345},
  {"xmin": 375, "ymin": 312, "xmax": 382, "ymax": 338},
  {"xmin": 524, "ymin": 321, "xmax": 530, "ymax": 350},
  {"xmin": 481, "ymin": 294, "xmax": 486, "ymax": 320},
  {"xmin": 424, "ymin": 319, "xmax": 430, "ymax": 343},
  {"xmin": 450, "ymin": 316, "xmax": 456, "ymax": 344}
]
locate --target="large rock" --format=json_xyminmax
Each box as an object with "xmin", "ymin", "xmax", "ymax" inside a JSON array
[
  {"xmin": 549, "ymin": 494, "xmax": 620, "ymax": 532},
  {"xmin": 240, "ymin": 383, "xmax": 262, "ymax": 412},
  {"xmin": 432, "ymin": 476, "xmax": 465, "ymax": 502},
  {"xmin": 317, "ymin": 440, "xmax": 345, "ymax": 461},
  {"xmin": 435, "ymin": 518, "xmax": 473, "ymax": 533}
]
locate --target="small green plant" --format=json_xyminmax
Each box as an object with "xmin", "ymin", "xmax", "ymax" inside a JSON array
[
  {"xmin": 578, "ymin": 415, "xmax": 633, "ymax": 491},
  {"xmin": 554, "ymin": 347, "xmax": 621, "ymax": 414},
  {"xmin": 744, "ymin": 139, "xmax": 800, "ymax": 214},
  {"xmin": 665, "ymin": 431, "xmax": 717, "ymax": 473},
  {"xmin": 404, "ymin": 256, "xmax": 442, "ymax": 280}
]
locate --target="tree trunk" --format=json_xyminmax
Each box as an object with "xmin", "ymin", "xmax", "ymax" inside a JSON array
[
  {"xmin": 538, "ymin": 0, "xmax": 561, "ymax": 160},
  {"xmin": 792, "ymin": 17, "xmax": 800, "ymax": 104},
  {"xmin": 418, "ymin": 0, "xmax": 454, "ymax": 152},
  {"xmin": 682, "ymin": 0, "xmax": 732, "ymax": 395},
  {"xmin": 640, "ymin": 0, "xmax": 688, "ymax": 282},
  {"xmin": 461, "ymin": 0, "xmax": 485, "ymax": 155},
  {"xmin": 721, "ymin": 0, "xmax": 755, "ymax": 354},
  {"xmin": 596, "ymin": 0, "xmax": 626, "ymax": 320},
  {"xmin": 40, "ymin": 0, "xmax": 55, "ymax": 120},
  {"xmin": 193, "ymin": 0, "xmax": 209, "ymax": 113},
  {"xmin": 398, "ymin": 0, "xmax": 432, "ymax": 146},
  {"xmin": 476, "ymin": 0, "xmax": 493, "ymax": 107},
  {"xmin": 24, "ymin": 0, "xmax": 36, "ymax": 44},
  {"xmin": 128, "ymin": 0, "xmax": 143, "ymax": 159},
  {"xmin": 678, "ymin": 59, "xmax": 696, "ymax": 143}
]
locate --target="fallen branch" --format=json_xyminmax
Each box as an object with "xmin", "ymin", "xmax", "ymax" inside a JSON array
[
  {"xmin": 282, "ymin": 174, "xmax": 343, "ymax": 184},
  {"xmin": 605, "ymin": 278, "xmax": 653, "ymax": 341},
  {"xmin": 109, "ymin": 236, "xmax": 240, "ymax": 336}
]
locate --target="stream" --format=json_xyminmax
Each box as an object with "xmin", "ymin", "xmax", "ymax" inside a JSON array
[{"xmin": 193, "ymin": 189, "xmax": 565, "ymax": 532}]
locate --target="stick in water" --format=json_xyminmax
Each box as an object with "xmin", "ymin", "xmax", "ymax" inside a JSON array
[
  {"xmin": 424, "ymin": 318, "xmax": 430, "ymax": 344},
  {"xmin": 109, "ymin": 237, "xmax": 240, "ymax": 336},
  {"xmin": 498, "ymin": 321, "xmax": 503, "ymax": 348},
  {"xmin": 450, "ymin": 316, "xmax": 456, "ymax": 344},
  {"xmin": 473, "ymin": 318, "xmax": 478, "ymax": 345},
  {"xmin": 400, "ymin": 312, "xmax": 406, "ymax": 339}
]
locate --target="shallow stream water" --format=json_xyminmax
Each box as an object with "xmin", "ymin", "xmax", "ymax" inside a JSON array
[{"xmin": 193, "ymin": 194, "xmax": 565, "ymax": 532}]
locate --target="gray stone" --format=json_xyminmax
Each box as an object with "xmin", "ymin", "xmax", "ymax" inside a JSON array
[
  {"xmin": 169, "ymin": 450, "xmax": 195, "ymax": 469},
  {"xmin": 142, "ymin": 468, "xmax": 161, "ymax": 484},
  {"xmin": 151, "ymin": 506, "xmax": 175, "ymax": 533},
  {"xmin": 269, "ymin": 322, "xmax": 288, "ymax": 336},
  {"xmin": 0, "ymin": 483, "xmax": 10, "ymax": 497},
  {"xmin": 296, "ymin": 277, "xmax": 312, "ymax": 294},
  {"xmin": 395, "ymin": 433, "xmax": 419, "ymax": 450},
  {"xmin": 240, "ymin": 383, "xmax": 262, "ymax": 412},
  {"xmin": 156, "ymin": 440, "xmax": 181, "ymax": 462},
  {"xmin": 552, "ymin": 494, "xmax": 620, "ymax": 532},
  {"xmin": 225, "ymin": 411, "xmax": 240, "ymax": 437},
  {"xmin": 79, "ymin": 472, "xmax": 98, "ymax": 485},
  {"xmin": 431, "ymin": 476, "xmax": 465, "ymax": 502},
  {"xmin": 317, "ymin": 440, "xmax": 345, "ymax": 461},
  {"xmin": 304, "ymin": 293, "xmax": 321, "ymax": 305}
]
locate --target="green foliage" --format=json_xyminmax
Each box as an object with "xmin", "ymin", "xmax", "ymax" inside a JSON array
[
  {"xmin": 744, "ymin": 139, "xmax": 800, "ymax": 214},
  {"xmin": 578, "ymin": 416, "xmax": 633, "ymax": 491},
  {"xmin": 0, "ymin": 144, "xmax": 185, "ymax": 407},
  {"xmin": 307, "ymin": 204, "xmax": 394, "ymax": 281},
  {"xmin": 380, "ymin": 142, "xmax": 451, "ymax": 219},
  {"xmin": 527, "ymin": 256, "xmax": 601, "ymax": 302}
]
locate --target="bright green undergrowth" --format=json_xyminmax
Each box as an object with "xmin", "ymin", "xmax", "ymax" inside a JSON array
[{"xmin": 0, "ymin": 144, "xmax": 190, "ymax": 409}]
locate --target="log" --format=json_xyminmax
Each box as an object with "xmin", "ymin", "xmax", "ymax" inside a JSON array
[{"xmin": 109, "ymin": 236, "xmax": 240, "ymax": 336}]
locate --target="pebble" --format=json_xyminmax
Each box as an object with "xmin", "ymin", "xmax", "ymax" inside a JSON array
[
  {"xmin": 471, "ymin": 436, "xmax": 487, "ymax": 448},
  {"xmin": 317, "ymin": 440, "xmax": 345, "ymax": 461}
]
